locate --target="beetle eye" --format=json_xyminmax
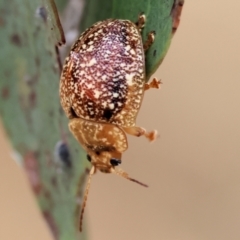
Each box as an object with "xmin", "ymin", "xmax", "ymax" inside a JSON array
[
  {"xmin": 87, "ymin": 154, "xmax": 91, "ymax": 162},
  {"xmin": 110, "ymin": 158, "xmax": 121, "ymax": 166}
]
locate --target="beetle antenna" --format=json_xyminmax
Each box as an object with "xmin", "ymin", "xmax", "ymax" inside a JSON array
[
  {"xmin": 112, "ymin": 168, "xmax": 148, "ymax": 187},
  {"xmin": 79, "ymin": 165, "xmax": 95, "ymax": 231}
]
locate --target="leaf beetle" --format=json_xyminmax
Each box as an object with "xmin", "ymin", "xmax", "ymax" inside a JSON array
[{"xmin": 60, "ymin": 13, "xmax": 161, "ymax": 231}]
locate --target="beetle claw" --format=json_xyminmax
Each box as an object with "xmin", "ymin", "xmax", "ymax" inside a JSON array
[{"xmin": 144, "ymin": 78, "xmax": 162, "ymax": 91}]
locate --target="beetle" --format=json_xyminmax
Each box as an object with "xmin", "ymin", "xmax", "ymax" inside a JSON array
[{"xmin": 59, "ymin": 14, "xmax": 160, "ymax": 231}]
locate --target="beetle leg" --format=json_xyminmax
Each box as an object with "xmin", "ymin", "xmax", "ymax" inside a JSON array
[
  {"xmin": 136, "ymin": 14, "xmax": 155, "ymax": 50},
  {"xmin": 135, "ymin": 13, "xmax": 146, "ymax": 32},
  {"xmin": 144, "ymin": 78, "xmax": 162, "ymax": 91},
  {"xmin": 123, "ymin": 126, "xmax": 158, "ymax": 142},
  {"xmin": 143, "ymin": 31, "xmax": 155, "ymax": 51}
]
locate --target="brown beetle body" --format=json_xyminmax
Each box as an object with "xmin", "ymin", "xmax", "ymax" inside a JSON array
[
  {"xmin": 59, "ymin": 15, "xmax": 160, "ymax": 231},
  {"xmin": 60, "ymin": 19, "xmax": 145, "ymax": 127}
]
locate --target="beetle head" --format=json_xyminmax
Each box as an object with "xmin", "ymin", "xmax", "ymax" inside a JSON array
[{"xmin": 86, "ymin": 147, "xmax": 122, "ymax": 173}]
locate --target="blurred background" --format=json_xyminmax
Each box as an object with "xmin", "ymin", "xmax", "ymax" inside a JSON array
[{"xmin": 1, "ymin": 1, "xmax": 240, "ymax": 240}]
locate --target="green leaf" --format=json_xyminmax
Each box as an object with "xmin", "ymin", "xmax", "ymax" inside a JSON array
[{"xmin": 0, "ymin": 0, "xmax": 87, "ymax": 239}]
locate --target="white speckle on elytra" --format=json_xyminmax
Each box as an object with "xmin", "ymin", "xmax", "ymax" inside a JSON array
[
  {"xmin": 94, "ymin": 90, "xmax": 101, "ymax": 98},
  {"xmin": 130, "ymin": 49, "xmax": 135, "ymax": 55},
  {"xmin": 87, "ymin": 45, "xmax": 94, "ymax": 51},
  {"xmin": 80, "ymin": 70, "xmax": 85, "ymax": 75},
  {"xmin": 88, "ymin": 58, "xmax": 97, "ymax": 66},
  {"xmin": 113, "ymin": 93, "xmax": 119, "ymax": 98},
  {"xmin": 102, "ymin": 102, "xmax": 107, "ymax": 108},
  {"xmin": 125, "ymin": 73, "xmax": 135, "ymax": 86},
  {"xmin": 109, "ymin": 103, "xmax": 114, "ymax": 109},
  {"xmin": 125, "ymin": 45, "xmax": 131, "ymax": 51}
]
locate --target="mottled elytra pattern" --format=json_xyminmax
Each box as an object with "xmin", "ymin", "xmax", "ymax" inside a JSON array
[
  {"xmin": 68, "ymin": 118, "xmax": 128, "ymax": 172},
  {"xmin": 60, "ymin": 19, "xmax": 145, "ymax": 127}
]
